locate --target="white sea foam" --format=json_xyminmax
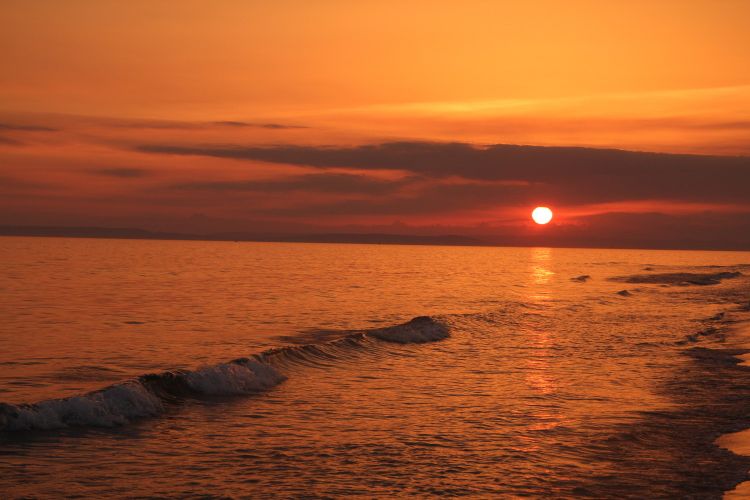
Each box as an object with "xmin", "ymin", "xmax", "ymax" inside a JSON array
[
  {"xmin": 0, "ymin": 361, "xmax": 286, "ymax": 431},
  {"xmin": 0, "ymin": 381, "xmax": 163, "ymax": 431},
  {"xmin": 0, "ymin": 317, "xmax": 448, "ymax": 432},
  {"xmin": 369, "ymin": 316, "xmax": 450, "ymax": 344},
  {"xmin": 185, "ymin": 360, "xmax": 286, "ymax": 396},
  {"xmin": 611, "ymin": 271, "xmax": 742, "ymax": 286}
]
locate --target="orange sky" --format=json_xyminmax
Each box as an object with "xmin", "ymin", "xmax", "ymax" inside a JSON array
[{"xmin": 1, "ymin": 1, "xmax": 750, "ymax": 248}]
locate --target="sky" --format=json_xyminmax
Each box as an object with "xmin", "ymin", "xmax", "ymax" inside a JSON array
[{"xmin": 1, "ymin": 0, "xmax": 750, "ymax": 249}]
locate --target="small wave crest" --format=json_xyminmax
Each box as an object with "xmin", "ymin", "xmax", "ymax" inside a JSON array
[
  {"xmin": 0, "ymin": 358, "xmax": 285, "ymax": 432},
  {"xmin": 0, "ymin": 381, "xmax": 163, "ymax": 431},
  {"xmin": 368, "ymin": 316, "xmax": 450, "ymax": 344},
  {"xmin": 139, "ymin": 358, "xmax": 288, "ymax": 400},
  {"xmin": 0, "ymin": 316, "xmax": 449, "ymax": 432},
  {"xmin": 610, "ymin": 271, "xmax": 742, "ymax": 286}
]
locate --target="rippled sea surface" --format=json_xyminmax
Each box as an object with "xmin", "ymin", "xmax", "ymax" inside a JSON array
[{"xmin": 2, "ymin": 237, "xmax": 750, "ymax": 498}]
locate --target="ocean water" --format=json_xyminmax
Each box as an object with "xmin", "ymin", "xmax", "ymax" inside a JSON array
[{"xmin": 1, "ymin": 237, "xmax": 750, "ymax": 498}]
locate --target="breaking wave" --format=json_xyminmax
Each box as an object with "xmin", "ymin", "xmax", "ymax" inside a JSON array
[
  {"xmin": 0, "ymin": 316, "xmax": 449, "ymax": 432},
  {"xmin": 610, "ymin": 271, "xmax": 742, "ymax": 286}
]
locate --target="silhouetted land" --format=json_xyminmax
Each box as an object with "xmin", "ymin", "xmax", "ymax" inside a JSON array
[
  {"xmin": 4, "ymin": 225, "xmax": 750, "ymax": 251},
  {"xmin": 0, "ymin": 225, "xmax": 482, "ymax": 247}
]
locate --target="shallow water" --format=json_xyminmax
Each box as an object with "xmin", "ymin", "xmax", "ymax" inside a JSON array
[{"xmin": 1, "ymin": 237, "xmax": 750, "ymax": 497}]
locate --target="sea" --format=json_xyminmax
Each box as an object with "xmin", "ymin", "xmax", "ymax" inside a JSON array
[{"xmin": 1, "ymin": 236, "xmax": 750, "ymax": 498}]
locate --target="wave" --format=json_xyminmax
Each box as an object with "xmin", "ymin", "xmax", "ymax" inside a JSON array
[
  {"xmin": 367, "ymin": 315, "xmax": 450, "ymax": 344},
  {"xmin": 610, "ymin": 271, "xmax": 742, "ymax": 286},
  {"xmin": 0, "ymin": 316, "xmax": 449, "ymax": 432},
  {"xmin": 675, "ymin": 326, "xmax": 726, "ymax": 346}
]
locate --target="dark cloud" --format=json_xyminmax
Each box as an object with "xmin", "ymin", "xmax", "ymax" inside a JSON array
[
  {"xmin": 0, "ymin": 135, "xmax": 23, "ymax": 146},
  {"xmin": 135, "ymin": 141, "xmax": 750, "ymax": 205},
  {"xmin": 211, "ymin": 121, "xmax": 307, "ymax": 129},
  {"xmin": 679, "ymin": 120, "xmax": 750, "ymax": 131},
  {"xmin": 0, "ymin": 175, "xmax": 52, "ymax": 189},
  {"xmin": 111, "ymin": 120, "xmax": 196, "ymax": 130},
  {"xmin": 257, "ymin": 181, "xmax": 528, "ymax": 216},
  {"xmin": 512, "ymin": 211, "xmax": 750, "ymax": 251},
  {"xmin": 0, "ymin": 123, "xmax": 58, "ymax": 132},
  {"xmin": 107, "ymin": 119, "xmax": 306, "ymax": 130},
  {"xmin": 90, "ymin": 168, "xmax": 150, "ymax": 178},
  {"xmin": 172, "ymin": 173, "xmax": 411, "ymax": 194}
]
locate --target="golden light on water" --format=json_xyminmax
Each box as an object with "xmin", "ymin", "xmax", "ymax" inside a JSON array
[{"xmin": 532, "ymin": 207, "xmax": 553, "ymax": 225}]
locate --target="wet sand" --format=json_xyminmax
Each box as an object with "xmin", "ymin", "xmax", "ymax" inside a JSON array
[
  {"xmin": 717, "ymin": 428, "xmax": 750, "ymax": 499},
  {"xmin": 716, "ymin": 322, "xmax": 750, "ymax": 498}
]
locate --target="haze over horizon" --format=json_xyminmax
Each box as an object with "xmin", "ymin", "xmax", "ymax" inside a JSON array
[{"xmin": 2, "ymin": 0, "xmax": 750, "ymax": 249}]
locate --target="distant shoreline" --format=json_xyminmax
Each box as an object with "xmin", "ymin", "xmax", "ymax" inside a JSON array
[
  {"xmin": 0, "ymin": 225, "xmax": 483, "ymax": 247},
  {"xmin": 2, "ymin": 225, "xmax": 750, "ymax": 252}
]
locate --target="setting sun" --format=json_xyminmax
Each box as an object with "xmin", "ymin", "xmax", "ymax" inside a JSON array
[{"xmin": 532, "ymin": 206, "xmax": 553, "ymax": 225}]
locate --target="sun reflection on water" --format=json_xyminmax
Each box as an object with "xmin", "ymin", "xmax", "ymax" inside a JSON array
[
  {"xmin": 524, "ymin": 247, "xmax": 563, "ymax": 435},
  {"xmin": 529, "ymin": 247, "xmax": 555, "ymax": 298}
]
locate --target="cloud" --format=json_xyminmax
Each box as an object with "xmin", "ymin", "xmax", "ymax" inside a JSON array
[
  {"xmin": 253, "ymin": 181, "xmax": 528, "ymax": 216},
  {"xmin": 171, "ymin": 172, "xmax": 412, "ymax": 194},
  {"xmin": 104, "ymin": 118, "xmax": 306, "ymax": 130},
  {"xmin": 519, "ymin": 211, "xmax": 750, "ymax": 250},
  {"xmin": 90, "ymin": 168, "xmax": 150, "ymax": 178},
  {"xmin": 0, "ymin": 123, "xmax": 57, "ymax": 132},
  {"xmin": 0, "ymin": 135, "xmax": 23, "ymax": 146},
  {"xmin": 672, "ymin": 119, "xmax": 750, "ymax": 131},
  {"xmin": 211, "ymin": 121, "xmax": 307, "ymax": 129},
  {"xmin": 0, "ymin": 175, "xmax": 53, "ymax": 189},
  {"xmin": 135, "ymin": 141, "xmax": 750, "ymax": 205}
]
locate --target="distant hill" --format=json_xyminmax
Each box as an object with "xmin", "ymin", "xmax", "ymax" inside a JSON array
[{"xmin": 0, "ymin": 225, "xmax": 484, "ymax": 247}]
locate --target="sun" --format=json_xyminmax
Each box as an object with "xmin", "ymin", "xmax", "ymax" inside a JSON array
[{"xmin": 531, "ymin": 206, "xmax": 553, "ymax": 225}]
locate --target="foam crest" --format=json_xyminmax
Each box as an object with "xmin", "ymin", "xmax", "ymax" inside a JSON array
[
  {"xmin": 184, "ymin": 359, "xmax": 286, "ymax": 396},
  {"xmin": 0, "ymin": 382, "xmax": 163, "ymax": 431},
  {"xmin": 0, "ymin": 316, "xmax": 450, "ymax": 433},
  {"xmin": 368, "ymin": 316, "xmax": 450, "ymax": 344},
  {"xmin": 0, "ymin": 360, "xmax": 286, "ymax": 432},
  {"xmin": 610, "ymin": 271, "xmax": 742, "ymax": 286}
]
